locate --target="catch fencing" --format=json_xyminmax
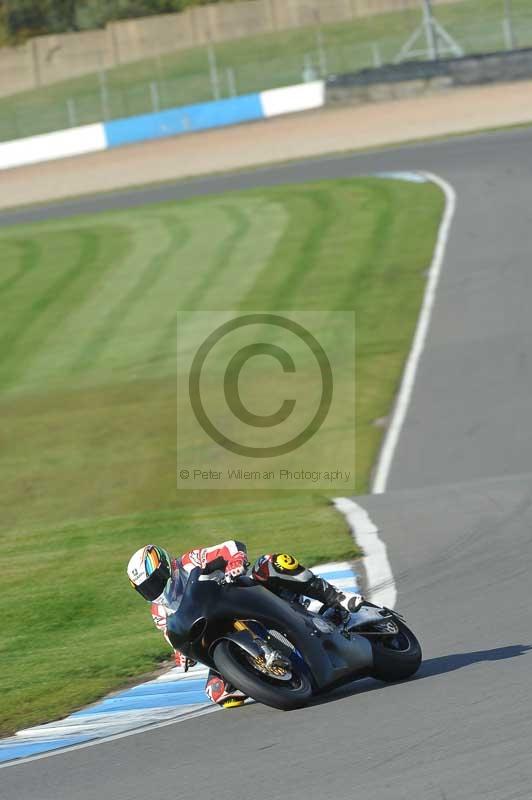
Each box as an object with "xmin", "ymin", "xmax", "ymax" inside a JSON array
[
  {"xmin": 0, "ymin": 0, "xmax": 463, "ymax": 97},
  {"xmin": 1, "ymin": 3, "xmax": 532, "ymax": 143}
]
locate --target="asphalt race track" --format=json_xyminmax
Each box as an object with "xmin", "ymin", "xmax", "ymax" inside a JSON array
[{"xmin": 3, "ymin": 127, "xmax": 532, "ymax": 799}]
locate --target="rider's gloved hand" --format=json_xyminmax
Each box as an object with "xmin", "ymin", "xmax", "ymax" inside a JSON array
[{"xmin": 225, "ymin": 551, "xmax": 248, "ymax": 580}]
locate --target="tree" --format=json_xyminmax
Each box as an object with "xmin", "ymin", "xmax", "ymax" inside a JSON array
[
  {"xmin": 2, "ymin": 0, "xmax": 241, "ymax": 40},
  {"xmin": 5, "ymin": 0, "xmax": 81, "ymax": 37},
  {"xmin": 49, "ymin": 0, "xmax": 80, "ymax": 31}
]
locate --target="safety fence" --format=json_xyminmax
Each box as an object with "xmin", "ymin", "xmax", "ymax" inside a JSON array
[
  {"xmin": 2, "ymin": 5, "xmax": 532, "ymax": 144},
  {"xmin": 0, "ymin": 0, "xmax": 464, "ymax": 98},
  {"xmin": 0, "ymin": 81, "xmax": 325, "ymax": 170}
]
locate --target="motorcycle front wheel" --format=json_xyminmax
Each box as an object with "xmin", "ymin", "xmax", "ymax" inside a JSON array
[
  {"xmin": 212, "ymin": 639, "xmax": 312, "ymax": 710},
  {"xmin": 370, "ymin": 618, "xmax": 422, "ymax": 682}
]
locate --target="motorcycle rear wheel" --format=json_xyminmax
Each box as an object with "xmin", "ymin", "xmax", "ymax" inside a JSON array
[
  {"xmin": 370, "ymin": 618, "xmax": 422, "ymax": 682},
  {"xmin": 213, "ymin": 639, "xmax": 312, "ymax": 710}
]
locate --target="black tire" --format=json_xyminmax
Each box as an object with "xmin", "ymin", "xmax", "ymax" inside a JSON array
[
  {"xmin": 212, "ymin": 639, "xmax": 312, "ymax": 711},
  {"xmin": 370, "ymin": 618, "xmax": 422, "ymax": 682}
]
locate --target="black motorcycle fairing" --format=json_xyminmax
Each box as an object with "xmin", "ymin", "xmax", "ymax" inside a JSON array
[
  {"xmin": 165, "ymin": 567, "xmax": 374, "ymax": 690},
  {"xmin": 211, "ymin": 629, "xmax": 265, "ymax": 661},
  {"xmin": 165, "ymin": 570, "xmax": 221, "ymax": 651}
]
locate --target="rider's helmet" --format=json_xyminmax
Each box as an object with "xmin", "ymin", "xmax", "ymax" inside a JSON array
[{"xmin": 127, "ymin": 544, "xmax": 173, "ymax": 601}]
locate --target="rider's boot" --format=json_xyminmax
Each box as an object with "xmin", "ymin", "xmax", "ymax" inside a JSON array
[
  {"xmin": 307, "ymin": 576, "xmax": 384, "ymax": 627},
  {"xmin": 205, "ymin": 672, "xmax": 246, "ymax": 709},
  {"xmin": 307, "ymin": 576, "xmax": 362, "ymax": 611},
  {"xmin": 252, "ymin": 554, "xmax": 381, "ymax": 626}
]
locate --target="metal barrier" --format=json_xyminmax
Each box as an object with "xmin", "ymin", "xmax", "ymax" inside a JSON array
[
  {"xmin": 0, "ymin": 81, "xmax": 325, "ymax": 170},
  {"xmin": 2, "ymin": 6, "xmax": 532, "ymax": 144}
]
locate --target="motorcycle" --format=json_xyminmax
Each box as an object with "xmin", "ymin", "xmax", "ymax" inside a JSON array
[{"xmin": 166, "ymin": 565, "xmax": 422, "ymax": 710}]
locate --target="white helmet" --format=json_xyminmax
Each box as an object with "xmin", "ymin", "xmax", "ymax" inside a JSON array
[{"xmin": 127, "ymin": 544, "xmax": 172, "ymax": 601}]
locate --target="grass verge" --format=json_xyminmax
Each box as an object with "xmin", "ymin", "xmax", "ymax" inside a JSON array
[{"xmin": 0, "ymin": 176, "xmax": 443, "ymax": 735}]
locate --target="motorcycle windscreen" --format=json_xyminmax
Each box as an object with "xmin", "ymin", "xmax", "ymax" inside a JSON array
[{"xmin": 160, "ymin": 566, "xmax": 188, "ymax": 612}]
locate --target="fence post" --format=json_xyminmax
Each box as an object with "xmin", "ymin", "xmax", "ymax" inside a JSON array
[
  {"xmin": 302, "ymin": 54, "xmax": 317, "ymax": 82},
  {"xmin": 226, "ymin": 67, "xmax": 237, "ymax": 98},
  {"xmin": 98, "ymin": 69, "xmax": 111, "ymax": 120},
  {"xmin": 109, "ymin": 24, "xmax": 121, "ymax": 66},
  {"xmin": 150, "ymin": 81, "xmax": 161, "ymax": 113},
  {"xmin": 12, "ymin": 109, "xmax": 22, "ymax": 139},
  {"xmin": 371, "ymin": 42, "xmax": 382, "ymax": 68},
  {"xmin": 316, "ymin": 28, "xmax": 328, "ymax": 77},
  {"xmin": 207, "ymin": 44, "xmax": 221, "ymax": 101},
  {"xmin": 30, "ymin": 39, "xmax": 41, "ymax": 89},
  {"xmin": 422, "ymin": 0, "xmax": 438, "ymax": 61},
  {"xmin": 502, "ymin": 1, "xmax": 516, "ymax": 50},
  {"xmin": 66, "ymin": 98, "xmax": 77, "ymax": 128}
]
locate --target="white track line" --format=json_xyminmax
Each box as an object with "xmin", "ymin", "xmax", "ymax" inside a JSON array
[
  {"xmin": 333, "ymin": 497, "xmax": 397, "ymax": 608},
  {"xmin": 372, "ymin": 171, "xmax": 457, "ymax": 493},
  {"xmin": 335, "ymin": 171, "xmax": 457, "ymax": 605}
]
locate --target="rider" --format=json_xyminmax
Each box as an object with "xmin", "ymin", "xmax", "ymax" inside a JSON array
[{"xmin": 127, "ymin": 541, "xmax": 365, "ymax": 709}]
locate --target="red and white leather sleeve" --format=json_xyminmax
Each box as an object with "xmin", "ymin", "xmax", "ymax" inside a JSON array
[
  {"xmin": 151, "ymin": 602, "xmax": 175, "ymax": 649},
  {"xmin": 151, "ymin": 601, "xmax": 168, "ymax": 631},
  {"xmin": 180, "ymin": 548, "xmax": 204, "ymax": 573},
  {"xmin": 181, "ymin": 540, "xmax": 246, "ymax": 572}
]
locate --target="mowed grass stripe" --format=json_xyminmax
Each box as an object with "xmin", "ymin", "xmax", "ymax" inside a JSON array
[
  {"xmin": 0, "ymin": 230, "xmax": 101, "ymax": 388},
  {"xmin": 340, "ymin": 179, "xmax": 395, "ymax": 316},
  {"xmin": 2, "ymin": 226, "xmax": 134, "ymax": 396},
  {"xmin": 239, "ymin": 191, "xmax": 326, "ymax": 310},
  {"xmin": 194, "ymin": 198, "xmax": 289, "ymax": 311},
  {"xmin": 151, "ymin": 198, "xmax": 287, "ymax": 370},
  {"xmin": 10, "ymin": 217, "xmax": 169, "ymax": 393},
  {"xmin": 181, "ymin": 204, "xmax": 250, "ymax": 311},
  {"xmin": 4, "ymin": 200, "xmax": 285, "ymax": 396},
  {"xmin": 150, "ymin": 203, "xmax": 252, "ymax": 375},
  {"xmin": 270, "ymin": 189, "xmax": 337, "ymax": 310},
  {"xmin": 0, "ymin": 177, "xmax": 444, "ymax": 735},
  {"xmin": 0, "ymin": 238, "xmax": 41, "ymax": 297},
  {"xmin": 71, "ymin": 214, "xmax": 190, "ymax": 375},
  {"xmin": 240, "ymin": 183, "xmax": 384, "ymax": 313}
]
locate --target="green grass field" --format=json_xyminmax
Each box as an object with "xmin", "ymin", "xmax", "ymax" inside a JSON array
[
  {"xmin": 0, "ymin": 176, "xmax": 443, "ymax": 735},
  {"xmin": 2, "ymin": 0, "xmax": 532, "ymax": 141}
]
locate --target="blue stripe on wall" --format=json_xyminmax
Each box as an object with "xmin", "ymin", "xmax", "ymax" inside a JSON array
[{"xmin": 104, "ymin": 93, "xmax": 264, "ymax": 148}]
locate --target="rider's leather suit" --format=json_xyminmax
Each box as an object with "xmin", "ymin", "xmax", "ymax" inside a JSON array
[{"xmin": 150, "ymin": 540, "xmax": 352, "ymax": 707}]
